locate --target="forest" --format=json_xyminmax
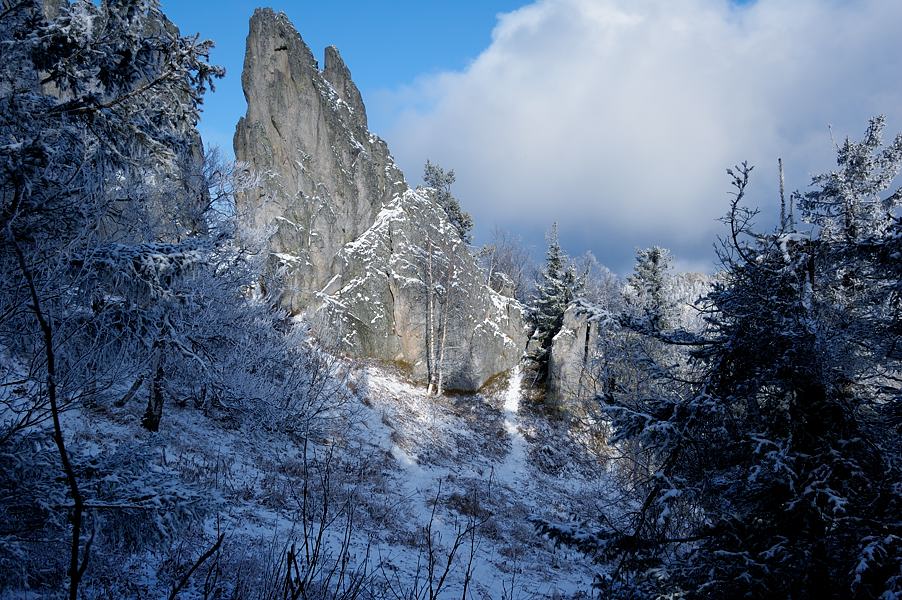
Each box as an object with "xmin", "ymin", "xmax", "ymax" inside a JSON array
[{"xmin": 1, "ymin": 1, "xmax": 900, "ymax": 599}]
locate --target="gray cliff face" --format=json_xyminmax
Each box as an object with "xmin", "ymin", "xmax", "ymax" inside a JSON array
[
  {"xmin": 234, "ymin": 8, "xmax": 405, "ymax": 313},
  {"xmin": 547, "ymin": 301, "xmax": 613, "ymax": 406},
  {"xmin": 234, "ymin": 9, "xmax": 526, "ymax": 390},
  {"xmin": 322, "ymin": 46, "xmax": 367, "ymax": 130}
]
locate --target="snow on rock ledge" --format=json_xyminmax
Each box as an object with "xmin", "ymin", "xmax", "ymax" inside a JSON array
[{"xmin": 234, "ymin": 8, "xmax": 526, "ymax": 390}]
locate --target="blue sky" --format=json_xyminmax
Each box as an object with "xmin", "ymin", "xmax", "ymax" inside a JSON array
[
  {"xmin": 162, "ymin": 0, "xmax": 902, "ymax": 274},
  {"xmin": 161, "ymin": 1, "xmax": 528, "ymax": 153}
]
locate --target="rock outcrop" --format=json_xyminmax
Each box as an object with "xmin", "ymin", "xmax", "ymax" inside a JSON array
[
  {"xmin": 547, "ymin": 301, "xmax": 613, "ymax": 406},
  {"xmin": 546, "ymin": 272, "xmax": 712, "ymax": 405},
  {"xmin": 234, "ymin": 9, "xmax": 526, "ymax": 390},
  {"xmin": 322, "ymin": 46, "xmax": 367, "ymax": 130}
]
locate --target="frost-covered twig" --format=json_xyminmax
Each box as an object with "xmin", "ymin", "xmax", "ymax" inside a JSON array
[{"xmin": 168, "ymin": 530, "xmax": 225, "ymax": 600}]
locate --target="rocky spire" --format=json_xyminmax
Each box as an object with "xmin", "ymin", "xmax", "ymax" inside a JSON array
[
  {"xmin": 323, "ymin": 45, "xmax": 367, "ymax": 130},
  {"xmin": 234, "ymin": 9, "xmax": 526, "ymax": 391}
]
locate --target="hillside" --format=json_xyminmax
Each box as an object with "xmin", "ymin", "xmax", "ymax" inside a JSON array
[
  {"xmin": 2, "ymin": 344, "xmax": 608, "ymax": 597},
  {"xmin": 2, "ymin": 3, "xmax": 900, "ymax": 599}
]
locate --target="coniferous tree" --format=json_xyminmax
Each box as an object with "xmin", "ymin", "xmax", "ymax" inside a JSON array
[
  {"xmin": 423, "ymin": 160, "xmax": 474, "ymax": 244},
  {"xmin": 541, "ymin": 119, "xmax": 902, "ymax": 599},
  {"xmin": 530, "ymin": 223, "xmax": 584, "ymax": 378},
  {"xmin": 626, "ymin": 246, "xmax": 676, "ymax": 331}
]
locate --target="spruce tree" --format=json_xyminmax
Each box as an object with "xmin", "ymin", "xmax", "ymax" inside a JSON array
[
  {"xmin": 626, "ymin": 246, "xmax": 676, "ymax": 331},
  {"xmin": 530, "ymin": 223, "xmax": 584, "ymax": 377}
]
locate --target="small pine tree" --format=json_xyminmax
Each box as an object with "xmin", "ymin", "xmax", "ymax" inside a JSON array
[
  {"xmin": 626, "ymin": 246, "xmax": 675, "ymax": 330},
  {"xmin": 423, "ymin": 160, "xmax": 474, "ymax": 244},
  {"xmin": 530, "ymin": 223, "xmax": 584, "ymax": 376}
]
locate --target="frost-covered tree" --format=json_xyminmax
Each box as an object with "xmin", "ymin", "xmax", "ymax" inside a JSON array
[
  {"xmin": 479, "ymin": 226, "xmax": 534, "ymax": 302},
  {"xmin": 422, "ymin": 235, "xmax": 461, "ymax": 396},
  {"xmin": 577, "ymin": 251, "xmax": 623, "ymax": 314},
  {"xmin": 1, "ymin": 3, "xmax": 360, "ymax": 596},
  {"xmin": 541, "ymin": 119, "xmax": 902, "ymax": 599},
  {"xmin": 423, "ymin": 160, "xmax": 474, "ymax": 244},
  {"xmin": 0, "ymin": 0, "xmax": 224, "ymax": 428},
  {"xmin": 529, "ymin": 223, "xmax": 584, "ymax": 379},
  {"xmin": 0, "ymin": 2, "xmax": 224, "ymax": 596},
  {"xmin": 625, "ymin": 246, "xmax": 676, "ymax": 331}
]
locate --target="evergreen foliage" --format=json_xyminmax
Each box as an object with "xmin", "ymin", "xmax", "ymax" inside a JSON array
[
  {"xmin": 530, "ymin": 223, "xmax": 584, "ymax": 376},
  {"xmin": 423, "ymin": 160, "xmax": 474, "ymax": 244},
  {"xmin": 626, "ymin": 246, "xmax": 676, "ymax": 331},
  {"xmin": 541, "ymin": 119, "xmax": 902, "ymax": 599}
]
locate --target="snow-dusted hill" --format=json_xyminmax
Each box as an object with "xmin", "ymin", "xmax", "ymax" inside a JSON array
[
  {"xmin": 355, "ymin": 364, "xmax": 605, "ymax": 597},
  {"xmin": 2, "ymin": 347, "xmax": 611, "ymax": 598}
]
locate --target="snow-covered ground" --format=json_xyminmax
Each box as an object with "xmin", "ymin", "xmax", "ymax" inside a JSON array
[
  {"xmin": 4, "ymin": 356, "xmax": 610, "ymax": 598},
  {"xmin": 498, "ymin": 365, "xmax": 527, "ymax": 489},
  {"xmin": 354, "ymin": 362, "xmax": 605, "ymax": 598}
]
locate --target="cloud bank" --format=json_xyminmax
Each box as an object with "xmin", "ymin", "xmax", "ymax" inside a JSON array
[{"xmin": 379, "ymin": 0, "xmax": 902, "ymax": 272}]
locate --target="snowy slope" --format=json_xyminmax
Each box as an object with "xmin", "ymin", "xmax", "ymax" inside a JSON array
[
  {"xmin": 340, "ymin": 362, "xmax": 606, "ymax": 598},
  {"xmin": 2, "ymin": 347, "xmax": 612, "ymax": 598}
]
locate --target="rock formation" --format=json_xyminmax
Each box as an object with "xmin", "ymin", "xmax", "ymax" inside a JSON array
[
  {"xmin": 234, "ymin": 9, "xmax": 526, "ymax": 391},
  {"xmin": 546, "ymin": 272, "xmax": 712, "ymax": 405},
  {"xmin": 547, "ymin": 300, "xmax": 613, "ymax": 406}
]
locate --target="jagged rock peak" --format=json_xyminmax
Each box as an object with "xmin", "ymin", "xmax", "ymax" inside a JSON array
[
  {"xmin": 245, "ymin": 8, "xmax": 319, "ymax": 75},
  {"xmin": 235, "ymin": 7, "xmax": 406, "ymax": 311},
  {"xmin": 234, "ymin": 8, "xmax": 527, "ymax": 391},
  {"xmin": 241, "ymin": 9, "xmax": 366, "ymax": 130},
  {"xmin": 323, "ymin": 45, "xmax": 367, "ymax": 130}
]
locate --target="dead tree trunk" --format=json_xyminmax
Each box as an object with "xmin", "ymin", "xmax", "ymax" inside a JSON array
[{"xmin": 779, "ymin": 157, "xmax": 786, "ymax": 230}]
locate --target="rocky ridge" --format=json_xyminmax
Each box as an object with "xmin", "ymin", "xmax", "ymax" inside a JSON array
[{"xmin": 234, "ymin": 8, "xmax": 526, "ymax": 390}]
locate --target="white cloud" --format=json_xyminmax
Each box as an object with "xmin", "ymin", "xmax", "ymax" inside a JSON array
[{"xmin": 379, "ymin": 0, "xmax": 902, "ymax": 272}]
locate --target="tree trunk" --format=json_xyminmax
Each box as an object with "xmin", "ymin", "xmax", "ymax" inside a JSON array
[
  {"xmin": 778, "ymin": 157, "xmax": 786, "ymax": 229},
  {"xmin": 11, "ymin": 237, "xmax": 88, "ymax": 600},
  {"xmin": 141, "ymin": 345, "xmax": 165, "ymax": 432},
  {"xmin": 485, "ymin": 245, "xmax": 496, "ymax": 286},
  {"xmin": 115, "ymin": 374, "xmax": 145, "ymax": 407},
  {"xmin": 426, "ymin": 240, "xmax": 436, "ymax": 395},
  {"xmin": 436, "ymin": 264, "xmax": 454, "ymax": 396},
  {"xmin": 436, "ymin": 313, "xmax": 447, "ymax": 396}
]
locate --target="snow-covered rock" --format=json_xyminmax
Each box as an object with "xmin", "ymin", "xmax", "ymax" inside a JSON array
[
  {"xmin": 667, "ymin": 271, "xmax": 713, "ymax": 331},
  {"xmin": 234, "ymin": 9, "xmax": 526, "ymax": 390},
  {"xmin": 547, "ymin": 300, "xmax": 614, "ymax": 406}
]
